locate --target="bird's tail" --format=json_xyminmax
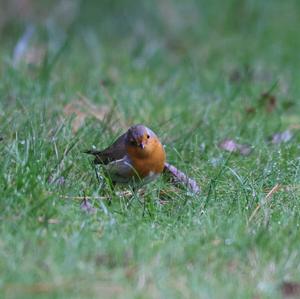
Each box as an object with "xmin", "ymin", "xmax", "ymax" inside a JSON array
[
  {"xmin": 83, "ymin": 149, "xmax": 101, "ymax": 155},
  {"xmin": 83, "ymin": 149, "xmax": 107, "ymax": 164}
]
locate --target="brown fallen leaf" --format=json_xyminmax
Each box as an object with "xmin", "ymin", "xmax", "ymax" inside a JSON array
[
  {"xmin": 270, "ymin": 130, "xmax": 293, "ymax": 144},
  {"xmin": 64, "ymin": 96, "xmax": 125, "ymax": 133},
  {"xmin": 260, "ymin": 91, "xmax": 277, "ymax": 113},
  {"xmin": 163, "ymin": 162, "xmax": 201, "ymax": 194},
  {"xmin": 281, "ymin": 281, "xmax": 300, "ymax": 298},
  {"xmin": 218, "ymin": 139, "xmax": 252, "ymax": 156}
]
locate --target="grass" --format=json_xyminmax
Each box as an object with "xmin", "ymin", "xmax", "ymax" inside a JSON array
[{"xmin": 1, "ymin": 0, "xmax": 300, "ymax": 298}]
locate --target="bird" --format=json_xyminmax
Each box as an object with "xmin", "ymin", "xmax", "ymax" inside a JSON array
[{"xmin": 84, "ymin": 124, "xmax": 166, "ymax": 186}]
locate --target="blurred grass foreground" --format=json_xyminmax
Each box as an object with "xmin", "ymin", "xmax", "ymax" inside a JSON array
[{"xmin": 1, "ymin": 0, "xmax": 300, "ymax": 298}]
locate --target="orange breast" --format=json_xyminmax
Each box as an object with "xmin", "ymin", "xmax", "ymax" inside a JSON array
[{"xmin": 127, "ymin": 139, "xmax": 166, "ymax": 179}]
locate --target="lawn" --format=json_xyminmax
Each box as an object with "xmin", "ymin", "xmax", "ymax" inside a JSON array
[{"xmin": 1, "ymin": 1, "xmax": 300, "ymax": 298}]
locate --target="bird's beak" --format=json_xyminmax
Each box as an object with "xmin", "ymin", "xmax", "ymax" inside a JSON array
[{"xmin": 139, "ymin": 142, "xmax": 145, "ymax": 149}]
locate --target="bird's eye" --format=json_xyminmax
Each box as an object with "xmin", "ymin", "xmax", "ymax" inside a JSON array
[{"xmin": 147, "ymin": 134, "xmax": 150, "ymax": 139}]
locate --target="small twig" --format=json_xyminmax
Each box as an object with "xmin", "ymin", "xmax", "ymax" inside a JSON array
[
  {"xmin": 248, "ymin": 183, "xmax": 281, "ymax": 223},
  {"xmin": 49, "ymin": 190, "xmax": 135, "ymax": 201},
  {"xmin": 59, "ymin": 195, "xmax": 109, "ymax": 200}
]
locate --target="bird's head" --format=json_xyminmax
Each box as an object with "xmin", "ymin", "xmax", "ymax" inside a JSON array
[{"xmin": 125, "ymin": 124, "xmax": 159, "ymax": 157}]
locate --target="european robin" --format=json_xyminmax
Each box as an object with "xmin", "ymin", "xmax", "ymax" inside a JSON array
[{"xmin": 85, "ymin": 124, "xmax": 166, "ymax": 185}]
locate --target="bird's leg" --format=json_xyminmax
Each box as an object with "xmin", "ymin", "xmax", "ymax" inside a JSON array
[
  {"xmin": 91, "ymin": 162, "xmax": 102, "ymax": 186},
  {"xmin": 95, "ymin": 167, "xmax": 101, "ymax": 185},
  {"xmin": 106, "ymin": 180, "xmax": 117, "ymax": 206}
]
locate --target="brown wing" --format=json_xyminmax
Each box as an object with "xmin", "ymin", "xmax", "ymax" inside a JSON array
[{"xmin": 84, "ymin": 132, "xmax": 127, "ymax": 165}]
